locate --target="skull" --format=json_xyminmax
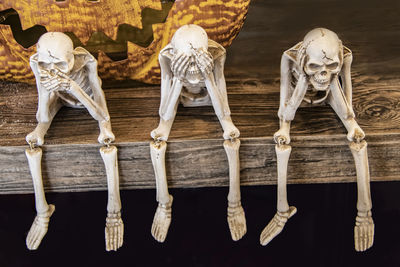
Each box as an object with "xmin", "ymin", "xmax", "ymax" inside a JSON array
[
  {"xmin": 37, "ymin": 32, "xmax": 75, "ymax": 74},
  {"xmin": 302, "ymin": 28, "xmax": 342, "ymax": 91},
  {"xmin": 170, "ymin": 24, "xmax": 211, "ymax": 84}
]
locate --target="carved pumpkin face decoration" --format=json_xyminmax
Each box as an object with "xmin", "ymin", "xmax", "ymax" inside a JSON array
[{"xmin": 0, "ymin": 0, "xmax": 250, "ymax": 84}]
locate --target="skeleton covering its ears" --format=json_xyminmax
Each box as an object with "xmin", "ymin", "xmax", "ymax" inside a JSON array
[
  {"xmin": 260, "ymin": 28, "xmax": 374, "ymax": 252},
  {"xmin": 25, "ymin": 32, "xmax": 123, "ymax": 251},
  {"xmin": 149, "ymin": 24, "xmax": 246, "ymax": 243}
]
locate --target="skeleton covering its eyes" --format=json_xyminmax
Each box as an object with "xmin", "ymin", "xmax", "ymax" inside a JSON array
[{"xmin": 149, "ymin": 24, "xmax": 246, "ymax": 244}]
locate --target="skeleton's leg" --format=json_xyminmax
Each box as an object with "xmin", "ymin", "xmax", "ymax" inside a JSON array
[
  {"xmin": 100, "ymin": 145, "xmax": 124, "ymax": 251},
  {"xmin": 224, "ymin": 138, "xmax": 247, "ymax": 241},
  {"xmin": 25, "ymin": 147, "xmax": 55, "ymax": 250},
  {"xmin": 260, "ymin": 143, "xmax": 296, "ymax": 246},
  {"xmin": 328, "ymin": 81, "xmax": 374, "ymax": 251},
  {"xmin": 150, "ymin": 140, "xmax": 173, "ymax": 243},
  {"xmin": 25, "ymin": 96, "xmax": 61, "ymax": 250},
  {"xmin": 350, "ymin": 141, "xmax": 374, "ymax": 252}
]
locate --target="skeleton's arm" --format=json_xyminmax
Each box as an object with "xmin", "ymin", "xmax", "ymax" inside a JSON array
[
  {"xmin": 30, "ymin": 57, "xmax": 51, "ymax": 123},
  {"xmin": 210, "ymin": 41, "xmax": 231, "ymax": 118},
  {"xmin": 340, "ymin": 46, "xmax": 353, "ymax": 107},
  {"xmin": 203, "ymin": 44, "xmax": 231, "ymax": 120},
  {"xmin": 277, "ymin": 52, "xmax": 308, "ymax": 122},
  {"xmin": 158, "ymin": 47, "xmax": 183, "ymax": 121},
  {"xmin": 86, "ymin": 56, "xmax": 110, "ymax": 120}
]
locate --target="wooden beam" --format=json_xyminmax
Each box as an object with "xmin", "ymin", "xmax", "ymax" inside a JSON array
[
  {"xmin": 1, "ymin": 0, "xmax": 400, "ymax": 194},
  {"xmin": 1, "ymin": 74, "xmax": 400, "ymax": 194}
]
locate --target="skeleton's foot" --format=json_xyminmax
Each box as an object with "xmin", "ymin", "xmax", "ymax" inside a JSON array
[
  {"xmin": 98, "ymin": 120, "xmax": 115, "ymax": 144},
  {"xmin": 105, "ymin": 212, "xmax": 124, "ymax": 251},
  {"xmin": 260, "ymin": 206, "xmax": 296, "ymax": 246},
  {"xmin": 227, "ymin": 202, "xmax": 247, "ymax": 241},
  {"xmin": 354, "ymin": 211, "xmax": 374, "ymax": 252},
  {"xmin": 151, "ymin": 120, "xmax": 173, "ymax": 141},
  {"xmin": 151, "ymin": 195, "xmax": 173, "ymax": 242},
  {"xmin": 26, "ymin": 204, "xmax": 55, "ymax": 250}
]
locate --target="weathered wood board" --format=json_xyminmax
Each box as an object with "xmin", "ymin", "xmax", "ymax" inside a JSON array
[
  {"xmin": 1, "ymin": 74, "xmax": 400, "ymax": 194},
  {"xmin": 1, "ymin": 0, "xmax": 400, "ymax": 194}
]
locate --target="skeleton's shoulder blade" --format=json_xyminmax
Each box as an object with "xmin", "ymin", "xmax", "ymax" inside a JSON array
[
  {"xmin": 343, "ymin": 45, "xmax": 352, "ymax": 59},
  {"xmin": 72, "ymin": 47, "xmax": 95, "ymax": 72},
  {"xmin": 159, "ymin": 44, "xmax": 174, "ymax": 60},
  {"xmin": 283, "ymin": 42, "xmax": 302, "ymax": 63},
  {"xmin": 208, "ymin": 39, "xmax": 225, "ymax": 60}
]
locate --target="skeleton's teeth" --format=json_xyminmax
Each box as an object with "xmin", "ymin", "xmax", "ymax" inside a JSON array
[{"xmin": 313, "ymin": 76, "xmax": 329, "ymax": 84}]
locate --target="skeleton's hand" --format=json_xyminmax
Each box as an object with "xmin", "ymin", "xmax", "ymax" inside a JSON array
[
  {"xmin": 347, "ymin": 125, "xmax": 365, "ymax": 142},
  {"xmin": 171, "ymin": 53, "xmax": 190, "ymax": 78},
  {"xmin": 40, "ymin": 69, "xmax": 70, "ymax": 92},
  {"xmin": 193, "ymin": 48, "xmax": 214, "ymax": 75}
]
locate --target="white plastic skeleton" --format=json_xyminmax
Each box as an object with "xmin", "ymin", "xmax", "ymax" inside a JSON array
[
  {"xmin": 25, "ymin": 32, "xmax": 123, "ymax": 251},
  {"xmin": 150, "ymin": 24, "xmax": 246, "ymax": 242},
  {"xmin": 260, "ymin": 28, "xmax": 374, "ymax": 252}
]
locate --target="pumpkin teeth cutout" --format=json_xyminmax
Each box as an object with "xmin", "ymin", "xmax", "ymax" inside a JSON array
[{"xmin": 0, "ymin": 0, "xmax": 250, "ymax": 84}]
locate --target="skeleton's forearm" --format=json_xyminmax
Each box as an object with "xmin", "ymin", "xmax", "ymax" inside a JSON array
[
  {"xmin": 160, "ymin": 77, "xmax": 182, "ymax": 121},
  {"xmin": 205, "ymin": 72, "xmax": 231, "ymax": 119},
  {"xmin": 69, "ymin": 81, "xmax": 109, "ymax": 122},
  {"xmin": 279, "ymin": 75, "xmax": 308, "ymax": 121}
]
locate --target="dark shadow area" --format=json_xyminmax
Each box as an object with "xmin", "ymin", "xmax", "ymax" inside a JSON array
[{"xmin": 0, "ymin": 182, "xmax": 398, "ymax": 267}]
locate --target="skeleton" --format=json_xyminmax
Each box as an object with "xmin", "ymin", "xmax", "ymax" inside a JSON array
[
  {"xmin": 25, "ymin": 32, "xmax": 123, "ymax": 251},
  {"xmin": 260, "ymin": 28, "xmax": 374, "ymax": 252},
  {"xmin": 150, "ymin": 24, "xmax": 246, "ymax": 242}
]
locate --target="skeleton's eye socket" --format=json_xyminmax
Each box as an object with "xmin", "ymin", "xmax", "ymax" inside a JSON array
[
  {"xmin": 307, "ymin": 63, "xmax": 322, "ymax": 71},
  {"xmin": 326, "ymin": 62, "xmax": 339, "ymax": 70},
  {"xmin": 38, "ymin": 62, "xmax": 51, "ymax": 69}
]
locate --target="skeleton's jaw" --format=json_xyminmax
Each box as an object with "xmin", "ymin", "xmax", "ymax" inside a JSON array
[
  {"xmin": 309, "ymin": 76, "xmax": 331, "ymax": 91},
  {"xmin": 185, "ymin": 69, "xmax": 203, "ymax": 84}
]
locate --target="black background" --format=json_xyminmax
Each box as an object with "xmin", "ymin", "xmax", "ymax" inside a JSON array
[{"xmin": 0, "ymin": 182, "xmax": 399, "ymax": 267}]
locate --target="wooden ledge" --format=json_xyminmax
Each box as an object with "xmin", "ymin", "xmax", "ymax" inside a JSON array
[{"xmin": 1, "ymin": 74, "xmax": 400, "ymax": 194}]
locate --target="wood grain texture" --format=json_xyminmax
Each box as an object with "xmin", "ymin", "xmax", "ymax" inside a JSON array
[
  {"xmin": 0, "ymin": 0, "xmax": 250, "ymax": 84},
  {"xmin": 1, "ymin": 0, "xmax": 400, "ymax": 194},
  {"xmin": 1, "ymin": 74, "xmax": 400, "ymax": 194}
]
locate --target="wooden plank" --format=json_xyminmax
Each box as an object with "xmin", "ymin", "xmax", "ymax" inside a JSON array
[
  {"xmin": 1, "ymin": 134, "xmax": 400, "ymax": 194},
  {"xmin": 1, "ymin": 0, "xmax": 400, "ymax": 193},
  {"xmin": 1, "ymin": 74, "xmax": 400, "ymax": 194}
]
